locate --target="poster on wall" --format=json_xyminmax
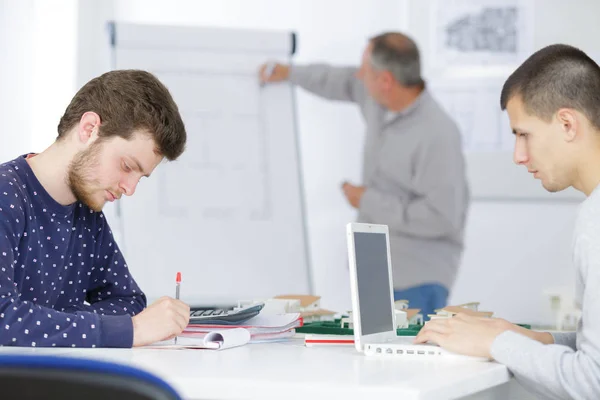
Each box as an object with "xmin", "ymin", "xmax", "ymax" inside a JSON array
[
  {"xmin": 428, "ymin": 77, "xmax": 512, "ymax": 153},
  {"xmin": 431, "ymin": 0, "xmax": 534, "ymax": 68}
]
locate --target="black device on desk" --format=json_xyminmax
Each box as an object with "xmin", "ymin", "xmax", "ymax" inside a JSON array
[{"xmin": 189, "ymin": 303, "xmax": 264, "ymax": 325}]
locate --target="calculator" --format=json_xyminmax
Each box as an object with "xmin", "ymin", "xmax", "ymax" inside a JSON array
[{"xmin": 188, "ymin": 303, "xmax": 264, "ymax": 325}]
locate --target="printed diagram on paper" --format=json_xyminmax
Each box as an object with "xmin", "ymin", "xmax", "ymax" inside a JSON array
[
  {"xmin": 430, "ymin": 80, "xmax": 513, "ymax": 152},
  {"xmin": 431, "ymin": 0, "xmax": 533, "ymax": 66}
]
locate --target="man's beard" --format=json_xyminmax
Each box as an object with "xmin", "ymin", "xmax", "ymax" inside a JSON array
[{"xmin": 66, "ymin": 141, "xmax": 104, "ymax": 212}]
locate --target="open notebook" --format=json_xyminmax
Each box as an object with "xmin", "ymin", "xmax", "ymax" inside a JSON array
[{"xmin": 145, "ymin": 328, "xmax": 251, "ymax": 350}]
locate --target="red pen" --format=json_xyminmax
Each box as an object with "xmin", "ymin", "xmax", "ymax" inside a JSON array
[
  {"xmin": 176, "ymin": 272, "xmax": 181, "ymax": 301},
  {"xmin": 175, "ymin": 272, "xmax": 181, "ymax": 344}
]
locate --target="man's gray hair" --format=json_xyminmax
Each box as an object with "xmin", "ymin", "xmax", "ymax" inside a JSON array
[{"xmin": 369, "ymin": 32, "xmax": 423, "ymax": 87}]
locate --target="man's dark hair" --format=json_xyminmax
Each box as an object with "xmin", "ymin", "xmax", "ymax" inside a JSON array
[
  {"xmin": 58, "ymin": 70, "xmax": 186, "ymax": 160},
  {"xmin": 500, "ymin": 44, "xmax": 600, "ymax": 130},
  {"xmin": 369, "ymin": 32, "xmax": 424, "ymax": 87}
]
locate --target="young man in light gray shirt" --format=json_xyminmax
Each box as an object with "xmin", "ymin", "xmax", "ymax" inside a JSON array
[
  {"xmin": 416, "ymin": 44, "xmax": 600, "ymax": 399},
  {"xmin": 260, "ymin": 32, "xmax": 470, "ymax": 318}
]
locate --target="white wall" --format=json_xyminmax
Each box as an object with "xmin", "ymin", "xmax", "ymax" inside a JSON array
[
  {"xmin": 0, "ymin": 0, "xmax": 78, "ymax": 159},
  {"xmin": 99, "ymin": 0, "xmax": 410, "ymax": 311},
  {"xmin": 0, "ymin": 0, "xmax": 35, "ymax": 161},
  {"xmin": 2, "ymin": 0, "xmax": 597, "ymax": 327},
  {"xmin": 453, "ymin": 202, "xmax": 578, "ymax": 325},
  {"xmin": 30, "ymin": 1, "xmax": 78, "ymax": 151}
]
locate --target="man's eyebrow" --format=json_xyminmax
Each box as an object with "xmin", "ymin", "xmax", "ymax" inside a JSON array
[{"xmin": 131, "ymin": 156, "xmax": 151, "ymax": 178}]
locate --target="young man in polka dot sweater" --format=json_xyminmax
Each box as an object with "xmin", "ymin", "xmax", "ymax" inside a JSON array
[{"xmin": 0, "ymin": 70, "xmax": 190, "ymax": 348}]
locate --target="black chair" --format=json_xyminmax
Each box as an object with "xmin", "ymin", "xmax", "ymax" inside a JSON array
[{"xmin": 0, "ymin": 353, "xmax": 182, "ymax": 400}]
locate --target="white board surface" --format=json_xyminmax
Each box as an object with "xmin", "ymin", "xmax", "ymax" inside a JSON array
[{"xmin": 109, "ymin": 22, "xmax": 311, "ymax": 304}]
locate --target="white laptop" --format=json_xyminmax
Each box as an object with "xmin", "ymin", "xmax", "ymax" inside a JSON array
[{"xmin": 346, "ymin": 222, "xmax": 487, "ymax": 361}]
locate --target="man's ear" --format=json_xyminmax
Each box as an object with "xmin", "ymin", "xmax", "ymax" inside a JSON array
[
  {"xmin": 556, "ymin": 108, "xmax": 578, "ymax": 143},
  {"xmin": 77, "ymin": 112, "xmax": 102, "ymax": 145},
  {"xmin": 381, "ymin": 70, "xmax": 395, "ymax": 91}
]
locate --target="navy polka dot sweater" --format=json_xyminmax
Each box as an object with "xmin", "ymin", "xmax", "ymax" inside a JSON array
[{"xmin": 0, "ymin": 155, "xmax": 146, "ymax": 347}]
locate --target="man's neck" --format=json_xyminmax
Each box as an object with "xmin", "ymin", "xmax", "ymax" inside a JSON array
[
  {"xmin": 385, "ymin": 85, "xmax": 425, "ymax": 113},
  {"xmin": 26, "ymin": 142, "xmax": 77, "ymax": 206}
]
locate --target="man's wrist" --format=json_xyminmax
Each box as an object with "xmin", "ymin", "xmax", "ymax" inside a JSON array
[
  {"xmin": 534, "ymin": 331, "xmax": 554, "ymax": 344},
  {"xmin": 282, "ymin": 65, "xmax": 290, "ymax": 80},
  {"xmin": 131, "ymin": 314, "xmax": 140, "ymax": 346},
  {"xmin": 512, "ymin": 324, "xmax": 554, "ymax": 344}
]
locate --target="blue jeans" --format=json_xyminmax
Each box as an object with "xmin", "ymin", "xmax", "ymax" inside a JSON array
[{"xmin": 393, "ymin": 284, "xmax": 449, "ymax": 322}]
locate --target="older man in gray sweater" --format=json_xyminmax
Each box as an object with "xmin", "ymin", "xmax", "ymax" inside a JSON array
[{"xmin": 260, "ymin": 32, "xmax": 470, "ymax": 318}]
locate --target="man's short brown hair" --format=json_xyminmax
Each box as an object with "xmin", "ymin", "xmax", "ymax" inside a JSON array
[
  {"xmin": 58, "ymin": 70, "xmax": 186, "ymax": 160},
  {"xmin": 500, "ymin": 44, "xmax": 600, "ymax": 130}
]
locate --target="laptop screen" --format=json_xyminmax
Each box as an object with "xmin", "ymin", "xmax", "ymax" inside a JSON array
[{"xmin": 353, "ymin": 231, "xmax": 395, "ymax": 336}]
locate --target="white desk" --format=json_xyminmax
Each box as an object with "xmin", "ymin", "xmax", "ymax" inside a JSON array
[{"xmin": 0, "ymin": 339, "xmax": 535, "ymax": 400}]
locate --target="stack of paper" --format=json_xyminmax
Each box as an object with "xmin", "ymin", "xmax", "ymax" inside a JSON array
[
  {"xmin": 183, "ymin": 313, "xmax": 302, "ymax": 343},
  {"xmin": 145, "ymin": 313, "xmax": 302, "ymax": 350}
]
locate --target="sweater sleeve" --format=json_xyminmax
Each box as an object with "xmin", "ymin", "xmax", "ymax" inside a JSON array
[
  {"xmin": 490, "ymin": 331, "xmax": 600, "ymax": 400},
  {"xmin": 489, "ymin": 227, "xmax": 600, "ymax": 399},
  {"xmin": 69, "ymin": 214, "xmax": 146, "ymax": 316},
  {"xmin": 289, "ymin": 64, "xmax": 366, "ymax": 104},
  {"xmin": 551, "ymin": 331, "xmax": 576, "ymax": 350},
  {"xmin": 0, "ymin": 202, "xmax": 132, "ymax": 348}
]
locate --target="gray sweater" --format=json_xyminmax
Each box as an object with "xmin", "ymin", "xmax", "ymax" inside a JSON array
[
  {"xmin": 490, "ymin": 185, "xmax": 600, "ymax": 400},
  {"xmin": 289, "ymin": 65, "xmax": 470, "ymax": 290}
]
